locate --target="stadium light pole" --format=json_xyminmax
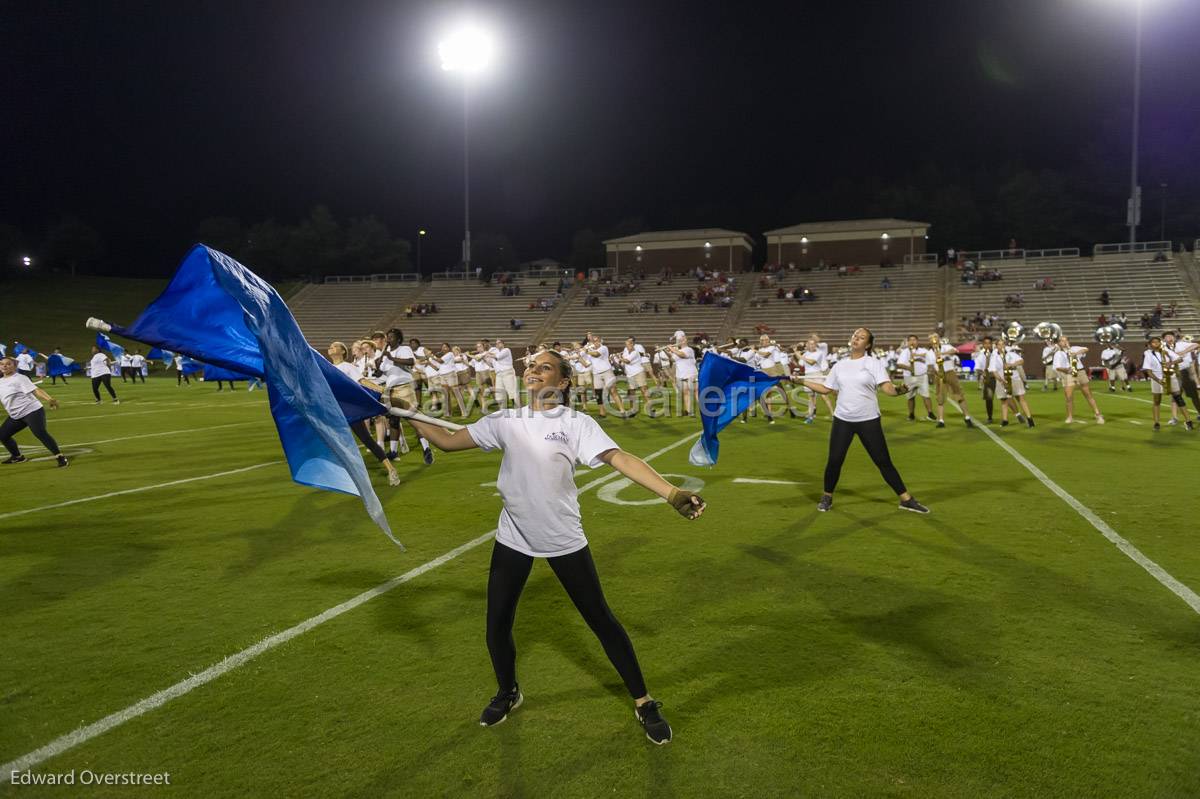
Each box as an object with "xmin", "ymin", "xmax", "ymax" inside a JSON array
[
  {"xmin": 438, "ymin": 23, "xmax": 494, "ymax": 274},
  {"xmin": 1126, "ymin": 0, "xmax": 1144, "ymax": 246},
  {"xmin": 417, "ymin": 229, "xmax": 426, "ymax": 273}
]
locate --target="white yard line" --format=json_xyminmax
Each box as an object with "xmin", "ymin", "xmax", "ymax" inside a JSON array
[
  {"xmin": 0, "ymin": 462, "xmax": 282, "ymax": 521},
  {"xmin": 732, "ymin": 478, "xmax": 804, "ymax": 485},
  {"xmin": 962, "ymin": 405, "xmax": 1200, "ymax": 616},
  {"xmin": 0, "ymin": 430, "xmax": 701, "ymax": 781},
  {"xmin": 53, "ymin": 401, "xmax": 264, "ymax": 423},
  {"xmin": 20, "ymin": 421, "xmax": 262, "ymax": 453}
]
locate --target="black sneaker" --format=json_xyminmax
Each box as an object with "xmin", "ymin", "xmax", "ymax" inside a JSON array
[
  {"xmin": 422, "ymin": 446, "xmax": 435, "ymax": 466},
  {"xmin": 1188, "ymin": 421, "xmax": 1195, "ymax": 431},
  {"xmin": 3, "ymin": 455, "xmax": 28, "ymax": 464},
  {"xmin": 926, "ymin": 412, "xmax": 937, "ymax": 421},
  {"xmin": 56, "ymin": 455, "xmax": 69, "ymax": 468},
  {"xmin": 479, "ymin": 686, "xmax": 523, "ymax": 727},
  {"xmin": 817, "ymin": 494, "xmax": 833, "ymax": 512},
  {"xmin": 1027, "ymin": 418, "xmax": 1035, "ymax": 428},
  {"xmin": 965, "ymin": 417, "xmax": 975, "ymax": 428},
  {"xmin": 935, "ymin": 420, "xmax": 945, "ymax": 428},
  {"xmin": 635, "ymin": 700, "xmax": 672, "ymax": 745},
  {"xmin": 1016, "ymin": 413, "xmax": 1026, "ymax": 423},
  {"xmin": 1153, "ymin": 422, "xmax": 1160, "ymax": 431},
  {"xmin": 899, "ymin": 498, "xmax": 930, "ymax": 514},
  {"xmin": 1001, "ymin": 420, "xmax": 1009, "ymax": 427}
]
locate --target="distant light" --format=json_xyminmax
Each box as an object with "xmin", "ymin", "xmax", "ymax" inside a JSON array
[
  {"xmin": 800, "ymin": 236, "xmax": 809, "ymax": 244},
  {"xmin": 419, "ymin": 229, "xmax": 427, "ymax": 236},
  {"xmin": 704, "ymin": 241, "xmax": 712, "ymax": 248},
  {"xmin": 438, "ymin": 23, "xmax": 495, "ymax": 74},
  {"xmin": 881, "ymin": 233, "xmax": 890, "ymax": 240},
  {"xmin": 21, "ymin": 256, "xmax": 32, "ymax": 267},
  {"xmin": 635, "ymin": 245, "xmax": 643, "ymax": 252}
]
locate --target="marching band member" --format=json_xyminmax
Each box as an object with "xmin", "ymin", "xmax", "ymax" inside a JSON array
[
  {"xmin": 1, "ymin": 356, "xmax": 69, "ymax": 467},
  {"xmin": 1143, "ymin": 335, "xmax": 1194, "ymax": 431},
  {"xmin": 436, "ymin": 343, "xmax": 469, "ymax": 417},
  {"xmin": 1052, "ymin": 336, "xmax": 1104, "ymax": 425},
  {"xmin": 1100, "ymin": 341, "xmax": 1131, "ymax": 393},
  {"xmin": 584, "ymin": 334, "xmax": 625, "ymax": 417},
  {"xmin": 803, "ymin": 328, "xmax": 929, "ymax": 514},
  {"xmin": 798, "ymin": 338, "xmax": 834, "ymax": 424},
  {"xmin": 754, "ymin": 334, "xmax": 800, "ymax": 419},
  {"xmin": 489, "ymin": 338, "xmax": 519, "ymax": 409},
  {"xmin": 620, "ymin": 337, "xmax": 654, "ymax": 414},
  {"xmin": 897, "ymin": 335, "xmax": 936, "ymax": 422},
  {"xmin": 927, "ymin": 334, "xmax": 974, "ymax": 428},
  {"xmin": 472, "ymin": 339, "xmax": 495, "ymax": 404},
  {"xmin": 665, "ymin": 332, "xmax": 697, "ymax": 417},
  {"xmin": 1041, "ymin": 340, "xmax": 1060, "ymax": 391},
  {"xmin": 405, "ymin": 349, "xmax": 705, "ymax": 743},
  {"xmin": 383, "ymin": 329, "xmax": 433, "ymax": 464},
  {"xmin": 326, "ymin": 342, "xmax": 402, "ymax": 485},
  {"xmin": 991, "ymin": 340, "xmax": 1035, "ymax": 427},
  {"xmin": 1165, "ymin": 332, "xmax": 1200, "ymax": 415},
  {"xmin": 975, "ymin": 336, "xmax": 998, "ymax": 423}
]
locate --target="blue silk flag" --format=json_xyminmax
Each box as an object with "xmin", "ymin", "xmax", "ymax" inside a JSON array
[
  {"xmin": 202, "ymin": 363, "xmax": 253, "ymax": 382},
  {"xmin": 111, "ymin": 244, "xmax": 398, "ymax": 545},
  {"xmin": 689, "ymin": 354, "xmax": 785, "ymax": 467},
  {"xmin": 147, "ymin": 347, "xmax": 175, "ymax": 366},
  {"xmin": 13, "ymin": 342, "xmax": 38, "ymax": 357},
  {"xmin": 95, "ymin": 333, "xmax": 125, "ymax": 361},
  {"xmin": 179, "ymin": 357, "xmax": 204, "ymax": 376},
  {"xmin": 46, "ymin": 354, "xmax": 80, "ymax": 376}
]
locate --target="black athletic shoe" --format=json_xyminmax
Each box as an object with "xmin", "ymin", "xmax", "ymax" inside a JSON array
[
  {"xmin": 635, "ymin": 700, "xmax": 672, "ymax": 745},
  {"xmin": 935, "ymin": 420, "xmax": 945, "ymax": 428},
  {"xmin": 1016, "ymin": 413, "xmax": 1026, "ymax": 423},
  {"xmin": 986, "ymin": 416, "xmax": 994, "ymax": 424},
  {"xmin": 965, "ymin": 417, "xmax": 975, "ymax": 428},
  {"xmin": 1001, "ymin": 420, "xmax": 1009, "ymax": 427},
  {"xmin": 479, "ymin": 686, "xmax": 523, "ymax": 727},
  {"xmin": 422, "ymin": 446, "xmax": 434, "ymax": 466},
  {"xmin": 899, "ymin": 498, "xmax": 931, "ymax": 514},
  {"xmin": 385, "ymin": 451, "xmax": 398, "ymax": 461},
  {"xmin": 1027, "ymin": 418, "xmax": 1035, "ymax": 428},
  {"xmin": 1153, "ymin": 422, "xmax": 1161, "ymax": 431},
  {"xmin": 1188, "ymin": 421, "xmax": 1195, "ymax": 431},
  {"xmin": 56, "ymin": 455, "xmax": 69, "ymax": 468},
  {"xmin": 907, "ymin": 414, "xmax": 916, "ymax": 421},
  {"xmin": 817, "ymin": 494, "xmax": 833, "ymax": 512},
  {"xmin": 3, "ymin": 455, "xmax": 28, "ymax": 464},
  {"xmin": 926, "ymin": 412, "xmax": 937, "ymax": 421}
]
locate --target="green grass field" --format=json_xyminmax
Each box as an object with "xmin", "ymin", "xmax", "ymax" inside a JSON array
[{"xmin": 1, "ymin": 377, "xmax": 1198, "ymax": 797}]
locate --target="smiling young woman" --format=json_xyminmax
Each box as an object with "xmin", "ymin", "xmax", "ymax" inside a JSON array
[{"xmin": 406, "ymin": 350, "xmax": 706, "ymax": 745}]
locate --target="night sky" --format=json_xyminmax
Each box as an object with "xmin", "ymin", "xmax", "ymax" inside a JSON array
[{"xmin": 4, "ymin": 0, "xmax": 1199, "ymax": 274}]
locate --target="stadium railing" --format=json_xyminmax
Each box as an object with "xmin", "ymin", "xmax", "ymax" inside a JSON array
[
  {"xmin": 324, "ymin": 273, "xmax": 419, "ymax": 283},
  {"xmin": 1093, "ymin": 241, "xmax": 1171, "ymax": 257},
  {"xmin": 902, "ymin": 253, "xmax": 939, "ymax": 266},
  {"xmin": 960, "ymin": 249, "xmax": 1026, "ymax": 262},
  {"xmin": 1025, "ymin": 247, "xmax": 1080, "ymax": 261}
]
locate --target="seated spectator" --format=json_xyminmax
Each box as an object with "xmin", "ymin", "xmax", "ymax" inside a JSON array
[
  {"xmin": 1099, "ymin": 289, "xmax": 1110, "ymax": 306},
  {"xmin": 1153, "ymin": 250, "xmax": 1167, "ymax": 263},
  {"xmin": 880, "ymin": 277, "xmax": 892, "ymax": 289}
]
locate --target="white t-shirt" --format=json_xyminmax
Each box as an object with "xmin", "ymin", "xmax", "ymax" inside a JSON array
[
  {"xmin": 899, "ymin": 347, "xmax": 928, "ymax": 377},
  {"xmin": 1142, "ymin": 348, "xmax": 1176, "ymax": 380},
  {"xmin": 1053, "ymin": 348, "xmax": 1085, "ymax": 372},
  {"xmin": 0, "ymin": 373, "xmax": 42, "ymax": 419},
  {"xmin": 89, "ymin": 353, "xmax": 112, "ymax": 377},
  {"xmin": 621, "ymin": 348, "xmax": 645, "ymax": 377},
  {"xmin": 928, "ymin": 344, "xmax": 958, "ymax": 372},
  {"xmin": 801, "ymin": 351, "xmax": 828, "ymax": 376},
  {"xmin": 492, "ymin": 347, "xmax": 514, "ymax": 372},
  {"xmin": 634, "ymin": 343, "xmax": 647, "ymax": 358},
  {"xmin": 467, "ymin": 407, "xmax": 620, "ymax": 557},
  {"xmin": 756, "ymin": 345, "xmax": 781, "ymax": 369},
  {"xmin": 437, "ymin": 353, "xmax": 456, "ymax": 377},
  {"xmin": 473, "ymin": 351, "xmax": 493, "ymax": 373},
  {"xmin": 672, "ymin": 346, "xmax": 698, "ymax": 379},
  {"xmin": 1174, "ymin": 342, "xmax": 1195, "ymax": 369},
  {"xmin": 975, "ymin": 348, "xmax": 998, "ymax": 376},
  {"xmin": 1041, "ymin": 345, "xmax": 1057, "ymax": 364},
  {"xmin": 824, "ymin": 355, "xmax": 891, "ymax": 422},
  {"xmin": 334, "ymin": 361, "xmax": 362, "ymax": 381},
  {"xmin": 120, "ymin": 354, "xmax": 133, "ymax": 368},
  {"xmin": 992, "ymin": 349, "xmax": 1024, "ymax": 377},
  {"xmin": 16, "ymin": 353, "xmax": 34, "ymax": 371},
  {"xmin": 589, "ymin": 345, "xmax": 612, "ymax": 374}
]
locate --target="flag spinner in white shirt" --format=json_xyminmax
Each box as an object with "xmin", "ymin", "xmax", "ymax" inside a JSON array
[
  {"xmin": 803, "ymin": 328, "xmax": 929, "ymax": 515},
  {"xmin": 88, "ymin": 346, "xmax": 119, "ymax": 404},
  {"xmin": 0, "ymin": 356, "xmax": 69, "ymax": 466},
  {"xmin": 405, "ymin": 350, "xmax": 706, "ymax": 744}
]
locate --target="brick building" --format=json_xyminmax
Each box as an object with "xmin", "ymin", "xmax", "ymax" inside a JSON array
[
  {"xmin": 764, "ymin": 218, "xmax": 930, "ymax": 268},
  {"xmin": 605, "ymin": 229, "xmax": 754, "ymax": 274}
]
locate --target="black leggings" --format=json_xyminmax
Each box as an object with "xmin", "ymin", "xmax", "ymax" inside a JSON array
[
  {"xmin": 1, "ymin": 408, "xmax": 61, "ymax": 457},
  {"xmin": 350, "ymin": 420, "xmax": 388, "ymax": 462},
  {"xmin": 486, "ymin": 541, "xmax": 647, "ymax": 698},
  {"xmin": 824, "ymin": 416, "xmax": 907, "ymax": 495},
  {"xmin": 91, "ymin": 374, "xmax": 117, "ymax": 400}
]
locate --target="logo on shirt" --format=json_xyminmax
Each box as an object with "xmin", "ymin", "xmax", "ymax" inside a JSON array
[{"xmin": 544, "ymin": 431, "xmax": 569, "ymax": 444}]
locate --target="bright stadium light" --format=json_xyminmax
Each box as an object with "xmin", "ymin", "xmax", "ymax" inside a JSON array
[
  {"xmin": 635, "ymin": 245, "xmax": 643, "ymax": 252},
  {"xmin": 21, "ymin": 255, "xmax": 32, "ymax": 267},
  {"xmin": 437, "ymin": 20, "xmax": 498, "ymax": 273},
  {"xmin": 438, "ymin": 23, "xmax": 495, "ymax": 74}
]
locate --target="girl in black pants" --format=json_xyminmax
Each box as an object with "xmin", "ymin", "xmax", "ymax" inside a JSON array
[
  {"xmin": 408, "ymin": 350, "xmax": 706, "ymax": 745},
  {"xmin": 88, "ymin": 346, "xmax": 119, "ymax": 404},
  {"xmin": 0, "ymin": 357, "xmax": 69, "ymax": 467},
  {"xmin": 804, "ymin": 328, "xmax": 929, "ymax": 514}
]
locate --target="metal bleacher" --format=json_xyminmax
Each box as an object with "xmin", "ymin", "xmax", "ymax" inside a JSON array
[
  {"xmin": 733, "ymin": 264, "xmax": 941, "ymax": 347},
  {"xmin": 952, "ymin": 253, "xmax": 1200, "ymax": 341},
  {"xmin": 289, "ymin": 282, "xmax": 423, "ymax": 348}
]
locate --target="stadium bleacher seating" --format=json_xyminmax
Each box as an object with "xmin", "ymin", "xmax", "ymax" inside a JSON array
[
  {"xmin": 733, "ymin": 263, "xmax": 941, "ymax": 347},
  {"xmin": 952, "ymin": 255, "xmax": 1200, "ymax": 341},
  {"xmin": 289, "ymin": 283, "xmax": 423, "ymax": 348}
]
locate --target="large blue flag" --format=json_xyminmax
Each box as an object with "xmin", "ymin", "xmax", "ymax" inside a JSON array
[
  {"xmin": 179, "ymin": 357, "xmax": 204, "ymax": 376},
  {"xmin": 689, "ymin": 354, "xmax": 785, "ymax": 467},
  {"xmin": 202, "ymin": 363, "xmax": 254, "ymax": 382},
  {"xmin": 97, "ymin": 244, "xmax": 398, "ymax": 545},
  {"xmin": 13, "ymin": 342, "xmax": 38, "ymax": 357},
  {"xmin": 46, "ymin": 354, "xmax": 80, "ymax": 376},
  {"xmin": 95, "ymin": 332, "xmax": 125, "ymax": 361},
  {"xmin": 147, "ymin": 347, "xmax": 175, "ymax": 366}
]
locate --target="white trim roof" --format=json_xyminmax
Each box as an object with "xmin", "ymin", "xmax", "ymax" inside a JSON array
[
  {"xmin": 764, "ymin": 218, "xmax": 930, "ymax": 236},
  {"xmin": 603, "ymin": 228, "xmax": 752, "ymax": 246}
]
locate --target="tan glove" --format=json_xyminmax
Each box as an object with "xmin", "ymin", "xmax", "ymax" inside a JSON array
[{"xmin": 668, "ymin": 488, "xmax": 706, "ymax": 519}]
